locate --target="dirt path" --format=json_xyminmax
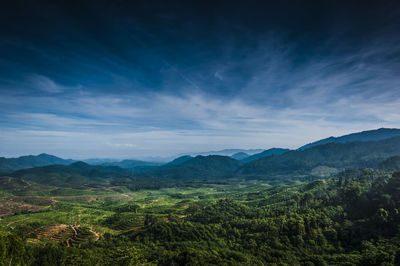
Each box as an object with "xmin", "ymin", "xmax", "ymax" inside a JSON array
[
  {"xmin": 7, "ymin": 217, "xmax": 28, "ymax": 227},
  {"xmin": 125, "ymin": 226, "xmax": 142, "ymax": 232},
  {"xmin": 89, "ymin": 228, "xmax": 100, "ymax": 241},
  {"xmin": 70, "ymin": 225, "xmax": 78, "ymax": 236}
]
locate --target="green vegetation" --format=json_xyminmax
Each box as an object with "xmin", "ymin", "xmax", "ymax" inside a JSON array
[
  {"xmin": 238, "ymin": 136, "xmax": 400, "ymax": 180},
  {"xmin": 2, "ymin": 133, "xmax": 400, "ymax": 264},
  {"xmin": 0, "ymin": 153, "xmax": 74, "ymax": 174},
  {"xmin": 1, "ymin": 168, "xmax": 400, "ymax": 265}
]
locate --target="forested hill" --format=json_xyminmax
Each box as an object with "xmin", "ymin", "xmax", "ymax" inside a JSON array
[
  {"xmin": 0, "ymin": 153, "xmax": 74, "ymax": 174},
  {"xmin": 10, "ymin": 161, "xmax": 131, "ymax": 188},
  {"xmin": 237, "ymin": 136, "xmax": 400, "ymax": 179},
  {"xmin": 241, "ymin": 148, "xmax": 290, "ymax": 163},
  {"xmin": 299, "ymin": 128, "xmax": 400, "ymax": 150},
  {"xmin": 380, "ymin": 156, "xmax": 400, "ymax": 171},
  {"xmin": 151, "ymin": 155, "xmax": 243, "ymax": 180}
]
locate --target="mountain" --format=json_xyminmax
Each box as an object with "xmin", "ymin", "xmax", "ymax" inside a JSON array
[
  {"xmin": 231, "ymin": 152, "xmax": 249, "ymax": 160},
  {"xmin": 165, "ymin": 155, "xmax": 193, "ymax": 166},
  {"xmin": 153, "ymin": 155, "xmax": 243, "ymax": 180},
  {"xmin": 299, "ymin": 128, "xmax": 400, "ymax": 150},
  {"xmin": 10, "ymin": 161, "xmax": 131, "ymax": 188},
  {"xmin": 237, "ymin": 136, "xmax": 400, "ymax": 180},
  {"xmin": 100, "ymin": 159, "xmax": 161, "ymax": 169},
  {"xmin": 379, "ymin": 156, "xmax": 400, "ymax": 171},
  {"xmin": 241, "ymin": 148, "xmax": 290, "ymax": 163},
  {"xmin": 183, "ymin": 149, "xmax": 264, "ymax": 157},
  {"xmin": 83, "ymin": 158, "xmax": 117, "ymax": 164},
  {"xmin": 0, "ymin": 153, "xmax": 74, "ymax": 173}
]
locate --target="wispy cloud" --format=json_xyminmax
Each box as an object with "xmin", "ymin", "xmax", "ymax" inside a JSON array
[
  {"xmin": 27, "ymin": 75, "xmax": 81, "ymax": 93},
  {"xmin": 0, "ymin": 7, "xmax": 399, "ymax": 159}
]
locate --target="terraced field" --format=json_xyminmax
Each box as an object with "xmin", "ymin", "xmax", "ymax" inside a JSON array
[
  {"xmin": 31, "ymin": 224, "xmax": 98, "ymax": 247},
  {"xmin": 0, "ymin": 181, "xmax": 268, "ymax": 247}
]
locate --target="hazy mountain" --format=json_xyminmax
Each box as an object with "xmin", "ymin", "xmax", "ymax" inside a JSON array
[
  {"xmin": 237, "ymin": 136, "xmax": 400, "ymax": 179},
  {"xmin": 153, "ymin": 155, "xmax": 243, "ymax": 180},
  {"xmin": 10, "ymin": 161, "xmax": 130, "ymax": 188},
  {"xmin": 299, "ymin": 128, "xmax": 400, "ymax": 150},
  {"xmin": 100, "ymin": 159, "xmax": 162, "ymax": 169},
  {"xmin": 241, "ymin": 148, "xmax": 290, "ymax": 163},
  {"xmin": 0, "ymin": 153, "xmax": 74, "ymax": 173},
  {"xmin": 165, "ymin": 155, "xmax": 193, "ymax": 166},
  {"xmin": 183, "ymin": 149, "xmax": 264, "ymax": 157},
  {"xmin": 83, "ymin": 158, "xmax": 117, "ymax": 164},
  {"xmin": 379, "ymin": 156, "xmax": 400, "ymax": 171},
  {"xmin": 231, "ymin": 152, "xmax": 249, "ymax": 160}
]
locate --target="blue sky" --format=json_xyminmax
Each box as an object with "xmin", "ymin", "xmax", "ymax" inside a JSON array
[{"xmin": 1, "ymin": 1, "xmax": 400, "ymax": 159}]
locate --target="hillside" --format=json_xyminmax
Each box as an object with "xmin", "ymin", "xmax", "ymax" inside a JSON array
[
  {"xmin": 153, "ymin": 155, "xmax": 243, "ymax": 180},
  {"xmin": 100, "ymin": 159, "xmax": 161, "ymax": 169},
  {"xmin": 241, "ymin": 148, "xmax": 290, "ymax": 163},
  {"xmin": 0, "ymin": 153, "xmax": 74, "ymax": 173},
  {"xmin": 231, "ymin": 152, "xmax": 249, "ymax": 160},
  {"xmin": 165, "ymin": 155, "xmax": 193, "ymax": 166},
  {"xmin": 184, "ymin": 149, "xmax": 263, "ymax": 157},
  {"xmin": 299, "ymin": 128, "xmax": 400, "ymax": 150},
  {"xmin": 380, "ymin": 156, "xmax": 400, "ymax": 171},
  {"xmin": 9, "ymin": 162, "xmax": 131, "ymax": 188},
  {"xmin": 237, "ymin": 136, "xmax": 400, "ymax": 179}
]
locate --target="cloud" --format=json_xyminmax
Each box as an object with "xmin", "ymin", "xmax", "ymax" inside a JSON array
[
  {"xmin": 1, "ymin": 16, "xmax": 400, "ymax": 158},
  {"xmin": 27, "ymin": 75, "xmax": 81, "ymax": 93},
  {"xmin": 107, "ymin": 143, "xmax": 137, "ymax": 148}
]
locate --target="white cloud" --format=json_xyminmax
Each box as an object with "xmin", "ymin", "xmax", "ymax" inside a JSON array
[{"xmin": 28, "ymin": 74, "xmax": 81, "ymax": 93}]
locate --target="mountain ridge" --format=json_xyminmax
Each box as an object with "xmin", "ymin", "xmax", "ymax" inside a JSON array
[
  {"xmin": 299, "ymin": 128, "xmax": 400, "ymax": 150},
  {"xmin": 237, "ymin": 136, "xmax": 400, "ymax": 180},
  {"xmin": 0, "ymin": 153, "xmax": 75, "ymax": 174}
]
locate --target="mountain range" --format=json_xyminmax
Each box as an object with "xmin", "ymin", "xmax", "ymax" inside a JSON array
[
  {"xmin": 241, "ymin": 148, "xmax": 290, "ymax": 163},
  {"xmin": 298, "ymin": 128, "xmax": 400, "ymax": 150},
  {"xmin": 10, "ymin": 161, "xmax": 130, "ymax": 188},
  {"xmin": 0, "ymin": 153, "xmax": 74, "ymax": 174},
  {"xmin": 238, "ymin": 136, "xmax": 400, "ymax": 180},
  {"xmin": 151, "ymin": 155, "xmax": 243, "ymax": 180},
  {"xmin": 2, "ymin": 128, "xmax": 400, "ymax": 187}
]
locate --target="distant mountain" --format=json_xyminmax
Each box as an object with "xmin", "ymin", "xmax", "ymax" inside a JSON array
[
  {"xmin": 83, "ymin": 158, "xmax": 117, "ymax": 164},
  {"xmin": 10, "ymin": 161, "xmax": 130, "ymax": 188},
  {"xmin": 231, "ymin": 152, "xmax": 249, "ymax": 160},
  {"xmin": 241, "ymin": 148, "xmax": 290, "ymax": 163},
  {"xmin": 237, "ymin": 136, "xmax": 400, "ymax": 180},
  {"xmin": 184, "ymin": 149, "xmax": 264, "ymax": 157},
  {"xmin": 299, "ymin": 128, "xmax": 400, "ymax": 150},
  {"xmin": 153, "ymin": 155, "xmax": 243, "ymax": 180},
  {"xmin": 165, "ymin": 155, "xmax": 193, "ymax": 166},
  {"xmin": 0, "ymin": 153, "xmax": 74, "ymax": 173},
  {"xmin": 100, "ymin": 159, "xmax": 162, "ymax": 169}
]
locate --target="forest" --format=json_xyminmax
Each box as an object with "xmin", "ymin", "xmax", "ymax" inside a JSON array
[{"xmin": 1, "ymin": 168, "xmax": 400, "ymax": 265}]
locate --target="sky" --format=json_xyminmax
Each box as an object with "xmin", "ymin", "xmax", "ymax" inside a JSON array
[{"xmin": 1, "ymin": 0, "xmax": 400, "ymax": 159}]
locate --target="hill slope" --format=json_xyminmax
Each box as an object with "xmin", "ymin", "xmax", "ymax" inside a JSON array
[
  {"xmin": 299, "ymin": 128, "xmax": 400, "ymax": 150},
  {"xmin": 10, "ymin": 162, "xmax": 130, "ymax": 188},
  {"xmin": 184, "ymin": 149, "xmax": 263, "ymax": 157},
  {"xmin": 238, "ymin": 136, "xmax": 400, "ymax": 179},
  {"xmin": 0, "ymin": 153, "xmax": 74, "ymax": 173},
  {"xmin": 379, "ymin": 156, "xmax": 400, "ymax": 171},
  {"xmin": 165, "ymin": 156, "xmax": 194, "ymax": 166},
  {"xmin": 241, "ymin": 148, "xmax": 290, "ymax": 163},
  {"xmin": 231, "ymin": 152, "xmax": 249, "ymax": 160},
  {"xmin": 153, "ymin": 155, "xmax": 243, "ymax": 180},
  {"xmin": 100, "ymin": 159, "xmax": 161, "ymax": 170}
]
